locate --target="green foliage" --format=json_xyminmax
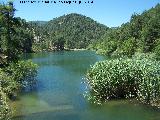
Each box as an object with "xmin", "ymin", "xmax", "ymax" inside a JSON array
[
  {"xmin": 115, "ymin": 37, "xmax": 136, "ymax": 57},
  {"xmin": 90, "ymin": 4, "xmax": 160, "ymax": 57},
  {"xmin": 29, "ymin": 13, "xmax": 108, "ymax": 51},
  {"xmin": 0, "ymin": 88, "xmax": 11, "ymax": 120},
  {"xmin": 53, "ymin": 35, "xmax": 65, "ymax": 50},
  {"xmin": 86, "ymin": 57, "xmax": 160, "ymax": 107},
  {"xmin": 4, "ymin": 60, "xmax": 38, "ymax": 90},
  {"xmin": 0, "ymin": 2, "xmax": 34, "ymax": 64},
  {"xmin": 91, "ymin": 29, "xmax": 118, "ymax": 56},
  {"xmin": 153, "ymin": 39, "xmax": 160, "ymax": 60},
  {"xmin": 0, "ymin": 2, "xmax": 38, "ymax": 119},
  {"xmin": 0, "ymin": 69, "xmax": 18, "ymax": 97},
  {"xmin": 0, "ymin": 2, "xmax": 19, "ymax": 61},
  {"xmin": 0, "ymin": 59, "xmax": 38, "ymax": 100},
  {"xmin": 133, "ymin": 52, "xmax": 157, "ymax": 60},
  {"xmin": 0, "ymin": 70, "xmax": 12, "ymax": 120},
  {"xmin": 0, "ymin": 60, "xmax": 38, "ymax": 119},
  {"xmin": 96, "ymin": 39, "xmax": 117, "ymax": 56}
]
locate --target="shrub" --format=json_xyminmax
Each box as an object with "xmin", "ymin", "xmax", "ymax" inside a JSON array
[
  {"xmin": 0, "ymin": 69, "xmax": 18, "ymax": 98},
  {"xmin": 133, "ymin": 52, "xmax": 157, "ymax": 60},
  {"xmin": 0, "ymin": 60, "xmax": 38, "ymax": 119},
  {"xmin": 153, "ymin": 39, "xmax": 160, "ymax": 60},
  {"xmin": 86, "ymin": 57, "xmax": 160, "ymax": 107},
  {"xmin": 4, "ymin": 60, "xmax": 38, "ymax": 90},
  {"xmin": 0, "ymin": 88, "xmax": 11, "ymax": 120},
  {"xmin": 1, "ymin": 60, "xmax": 38, "ymax": 98}
]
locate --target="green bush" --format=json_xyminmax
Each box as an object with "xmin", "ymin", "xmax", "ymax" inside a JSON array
[
  {"xmin": 86, "ymin": 58, "xmax": 160, "ymax": 107},
  {"xmin": 110, "ymin": 38, "xmax": 136, "ymax": 57},
  {"xmin": 96, "ymin": 40, "xmax": 117, "ymax": 56},
  {"xmin": 0, "ymin": 88, "xmax": 11, "ymax": 120},
  {"xmin": 4, "ymin": 60, "xmax": 38, "ymax": 90},
  {"xmin": 133, "ymin": 52, "xmax": 157, "ymax": 60},
  {"xmin": 0, "ymin": 60, "xmax": 38, "ymax": 98},
  {"xmin": 0, "ymin": 60, "xmax": 38, "ymax": 119},
  {"xmin": 0, "ymin": 69, "xmax": 18, "ymax": 97},
  {"xmin": 153, "ymin": 39, "xmax": 160, "ymax": 60}
]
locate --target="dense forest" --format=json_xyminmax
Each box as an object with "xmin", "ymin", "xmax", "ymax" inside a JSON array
[
  {"xmin": 89, "ymin": 4, "xmax": 160, "ymax": 58},
  {"xmin": 0, "ymin": 1, "xmax": 160, "ymax": 120},
  {"xmin": 29, "ymin": 13, "xmax": 108, "ymax": 51}
]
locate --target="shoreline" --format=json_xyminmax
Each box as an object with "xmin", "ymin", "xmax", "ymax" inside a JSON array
[
  {"xmin": 32, "ymin": 48, "xmax": 87, "ymax": 53},
  {"xmin": 68, "ymin": 48, "xmax": 87, "ymax": 51}
]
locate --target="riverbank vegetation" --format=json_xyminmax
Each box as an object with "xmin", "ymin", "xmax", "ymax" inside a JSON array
[
  {"xmin": 86, "ymin": 53, "xmax": 160, "ymax": 107},
  {"xmin": 0, "ymin": 2, "xmax": 38, "ymax": 119},
  {"xmin": 0, "ymin": 60, "xmax": 37, "ymax": 119},
  {"xmin": 86, "ymin": 4, "xmax": 160, "ymax": 107}
]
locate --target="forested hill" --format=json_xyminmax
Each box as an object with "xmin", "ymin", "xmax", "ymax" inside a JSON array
[
  {"xmin": 89, "ymin": 4, "xmax": 160, "ymax": 57},
  {"xmin": 30, "ymin": 13, "xmax": 108, "ymax": 51},
  {"xmin": 1, "ymin": 1, "xmax": 160, "ymax": 55}
]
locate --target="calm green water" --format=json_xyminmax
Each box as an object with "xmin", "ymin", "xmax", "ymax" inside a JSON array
[{"xmin": 12, "ymin": 51, "xmax": 160, "ymax": 120}]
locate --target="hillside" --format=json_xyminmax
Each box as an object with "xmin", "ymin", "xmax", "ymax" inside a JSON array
[
  {"xmin": 30, "ymin": 13, "xmax": 108, "ymax": 51},
  {"xmin": 89, "ymin": 4, "xmax": 160, "ymax": 57}
]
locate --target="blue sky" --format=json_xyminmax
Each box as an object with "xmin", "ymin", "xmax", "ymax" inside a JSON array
[{"xmin": 2, "ymin": 0, "xmax": 160, "ymax": 27}]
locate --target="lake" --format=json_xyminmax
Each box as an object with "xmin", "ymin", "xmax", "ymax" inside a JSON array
[{"xmin": 12, "ymin": 51, "xmax": 160, "ymax": 120}]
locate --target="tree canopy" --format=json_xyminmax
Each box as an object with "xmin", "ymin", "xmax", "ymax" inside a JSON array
[
  {"xmin": 0, "ymin": 2, "xmax": 33, "ymax": 64},
  {"xmin": 29, "ymin": 13, "xmax": 108, "ymax": 51},
  {"xmin": 89, "ymin": 4, "xmax": 160, "ymax": 58}
]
